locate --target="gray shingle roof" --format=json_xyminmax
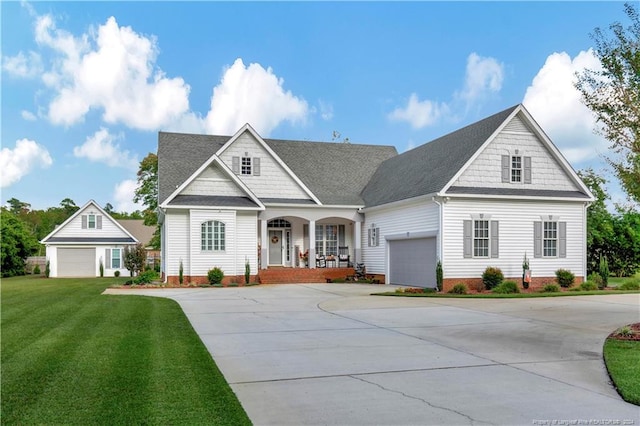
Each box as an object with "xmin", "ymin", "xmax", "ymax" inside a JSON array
[
  {"xmin": 158, "ymin": 131, "xmax": 397, "ymax": 206},
  {"xmin": 158, "ymin": 132, "xmax": 229, "ymax": 205},
  {"xmin": 264, "ymin": 139, "xmax": 397, "ymax": 205},
  {"xmin": 361, "ymin": 105, "xmax": 519, "ymax": 207},
  {"xmin": 447, "ymin": 186, "xmax": 591, "ymax": 199},
  {"xmin": 168, "ymin": 195, "xmax": 259, "ymax": 208},
  {"xmin": 45, "ymin": 237, "xmax": 136, "ymax": 243}
]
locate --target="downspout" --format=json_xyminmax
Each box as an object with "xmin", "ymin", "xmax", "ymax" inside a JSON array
[
  {"xmin": 583, "ymin": 201, "xmax": 591, "ymax": 280},
  {"xmin": 432, "ymin": 196, "xmax": 444, "ymax": 267}
]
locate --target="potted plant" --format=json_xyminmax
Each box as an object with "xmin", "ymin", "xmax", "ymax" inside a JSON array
[
  {"xmin": 299, "ymin": 249, "xmax": 309, "ymax": 267},
  {"xmin": 522, "ymin": 253, "xmax": 531, "ymax": 289}
]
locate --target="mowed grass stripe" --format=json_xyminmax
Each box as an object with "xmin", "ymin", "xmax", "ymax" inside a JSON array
[{"xmin": 1, "ymin": 276, "xmax": 251, "ymax": 425}]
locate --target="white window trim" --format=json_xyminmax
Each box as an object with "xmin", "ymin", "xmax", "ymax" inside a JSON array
[
  {"xmin": 511, "ymin": 155, "xmax": 522, "ymax": 183},
  {"xmin": 241, "ymin": 156, "xmax": 252, "ymax": 175},
  {"xmin": 88, "ymin": 214, "xmax": 96, "ymax": 229},
  {"xmin": 473, "ymin": 219, "xmax": 490, "ymax": 258},
  {"xmin": 111, "ymin": 248, "xmax": 121, "ymax": 269},
  {"xmin": 201, "ymin": 220, "xmax": 226, "ymax": 252},
  {"xmin": 543, "ymin": 221, "xmax": 558, "ymax": 258}
]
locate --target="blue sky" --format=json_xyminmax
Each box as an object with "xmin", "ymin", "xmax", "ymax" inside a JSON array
[{"xmin": 1, "ymin": 1, "xmax": 630, "ymax": 212}]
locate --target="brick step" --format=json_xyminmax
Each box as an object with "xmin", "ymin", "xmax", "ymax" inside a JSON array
[{"xmin": 258, "ymin": 267, "xmax": 355, "ymax": 284}]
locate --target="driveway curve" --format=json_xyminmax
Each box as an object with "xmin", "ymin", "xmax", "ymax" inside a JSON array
[{"xmin": 105, "ymin": 284, "xmax": 640, "ymax": 425}]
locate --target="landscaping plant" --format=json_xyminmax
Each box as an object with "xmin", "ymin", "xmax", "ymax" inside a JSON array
[
  {"xmin": 45, "ymin": 260, "xmax": 50, "ymax": 278},
  {"xmin": 33, "ymin": 264, "xmax": 41, "ymax": 275},
  {"xmin": 99, "ymin": 259, "xmax": 104, "ymax": 278},
  {"xmin": 541, "ymin": 283, "xmax": 560, "ymax": 293},
  {"xmin": 482, "ymin": 266, "xmax": 504, "ymax": 290},
  {"xmin": 449, "ymin": 283, "xmax": 468, "ymax": 294},
  {"xmin": 588, "ymin": 272, "xmax": 604, "ymax": 290},
  {"xmin": 555, "ymin": 269, "xmax": 575, "ymax": 288},
  {"xmin": 245, "ymin": 258, "xmax": 251, "ymax": 284},
  {"xmin": 492, "ymin": 280, "xmax": 520, "ymax": 294},
  {"xmin": 599, "ymin": 256, "xmax": 610, "ymax": 287},
  {"xmin": 436, "ymin": 260, "xmax": 443, "ymax": 292},
  {"xmin": 179, "ymin": 259, "xmax": 184, "ymax": 285},
  {"xmin": 579, "ymin": 281, "xmax": 598, "ymax": 291},
  {"xmin": 207, "ymin": 267, "xmax": 224, "ymax": 285}
]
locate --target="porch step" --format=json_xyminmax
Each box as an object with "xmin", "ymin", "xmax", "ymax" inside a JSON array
[{"xmin": 257, "ymin": 267, "xmax": 355, "ymax": 284}]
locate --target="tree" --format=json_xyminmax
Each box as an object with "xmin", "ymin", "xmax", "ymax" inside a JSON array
[
  {"xmin": 104, "ymin": 203, "xmax": 114, "ymax": 214},
  {"xmin": 6, "ymin": 198, "xmax": 30, "ymax": 215},
  {"xmin": 60, "ymin": 198, "xmax": 79, "ymax": 216},
  {"xmin": 575, "ymin": 3, "xmax": 640, "ymax": 203},
  {"xmin": 134, "ymin": 153, "xmax": 160, "ymax": 249},
  {"xmin": 123, "ymin": 244, "xmax": 146, "ymax": 277},
  {"xmin": 1, "ymin": 209, "xmax": 38, "ymax": 277}
]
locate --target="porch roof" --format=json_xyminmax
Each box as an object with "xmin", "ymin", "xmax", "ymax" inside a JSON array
[{"xmin": 167, "ymin": 195, "xmax": 260, "ymax": 208}]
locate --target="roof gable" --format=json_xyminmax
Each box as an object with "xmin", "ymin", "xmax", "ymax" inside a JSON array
[
  {"xmin": 361, "ymin": 105, "xmax": 519, "ymax": 207},
  {"xmin": 41, "ymin": 200, "xmax": 137, "ymax": 243}
]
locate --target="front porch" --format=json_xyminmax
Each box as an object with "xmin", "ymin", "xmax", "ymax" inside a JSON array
[{"xmin": 257, "ymin": 267, "xmax": 356, "ymax": 284}]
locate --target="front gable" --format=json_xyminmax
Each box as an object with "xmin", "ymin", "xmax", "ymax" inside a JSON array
[
  {"xmin": 217, "ymin": 126, "xmax": 319, "ymax": 203},
  {"xmin": 445, "ymin": 106, "xmax": 593, "ymax": 199},
  {"xmin": 181, "ymin": 161, "xmax": 247, "ymax": 198},
  {"xmin": 41, "ymin": 200, "xmax": 137, "ymax": 243}
]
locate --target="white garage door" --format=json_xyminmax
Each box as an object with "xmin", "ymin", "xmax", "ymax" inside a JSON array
[
  {"xmin": 57, "ymin": 248, "xmax": 96, "ymax": 277},
  {"xmin": 389, "ymin": 238, "xmax": 436, "ymax": 287}
]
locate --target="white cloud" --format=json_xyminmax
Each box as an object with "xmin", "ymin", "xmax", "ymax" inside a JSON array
[
  {"xmin": 113, "ymin": 179, "xmax": 142, "ymax": 212},
  {"xmin": 21, "ymin": 110, "xmax": 37, "ymax": 121},
  {"xmin": 73, "ymin": 128, "xmax": 138, "ymax": 170},
  {"xmin": 204, "ymin": 58, "xmax": 309, "ymax": 136},
  {"xmin": 0, "ymin": 138, "xmax": 53, "ymax": 188},
  {"xmin": 2, "ymin": 51, "xmax": 43, "ymax": 78},
  {"xmin": 523, "ymin": 49, "xmax": 605, "ymax": 164},
  {"xmin": 457, "ymin": 52, "xmax": 504, "ymax": 104},
  {"xmin": 318, "ymin": 100, "xmax": 334, "ymax": 121},
  {"xmin": 388, "ymin": 93, "xmax": 448, "ymax": 129},
  {"xmin": 35, "ymin": 14, "xmax": 190, "ymax": 130}
]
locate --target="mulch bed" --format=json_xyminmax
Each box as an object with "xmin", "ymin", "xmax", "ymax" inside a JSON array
[{"xmin": 608, "ymin": 323, "xmax": 640, "ymax": 341}]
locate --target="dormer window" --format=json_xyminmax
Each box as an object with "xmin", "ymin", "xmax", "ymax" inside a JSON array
[
  {"xmin": 511, "ymin": 156, "xmax": 522, "ymax": 182},
  {"xmin": 232, "ymin": 155, "xmax": 261, "ymax": 176},
  {"xmin": 241, "ymin": 156, "xmax": 252, "ymax": 175}
]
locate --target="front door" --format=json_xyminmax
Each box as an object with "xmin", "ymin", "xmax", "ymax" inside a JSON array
[{"xmin": 269, "ymin": 230, "xmax": 283, "ymax": 265}]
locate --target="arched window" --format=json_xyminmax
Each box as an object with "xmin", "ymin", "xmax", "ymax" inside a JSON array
[
  {"xmin": 268, "ymin": 219, "xmax": 291, "ymax": 228},
  {"xmin": 201, "ymin": 220, "xmax": 225, "ymax": 251}
]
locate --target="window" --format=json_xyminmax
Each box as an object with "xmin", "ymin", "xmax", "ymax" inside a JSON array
[
  {"xmin": 473, "ymin": 220, "xmax": 489, "ymax": 257},
  {"xmin": 111, "ymin": 248, "xmax": 121, "ymax": 269},
  {"xmin": 368, "ymin": 226, "xmax": 379, "ymax": 247},
  {"xmin": 315, "ymin": 224, "xmax": 341, "ymax": 256},
  {"xmin": 241, "ymin": 156, "xmax": 252, "ymax": 175},
  {"xmin": 543, "ymin": 221, "xmax": 557, "ymax": 257},
  {"xmin": 511, "ymin": 156, "xmax": 522, "ymax": 182},
  {"xmin": 201, "ymin": 220, "xmax": 225, "ymax": 251},
  {"xmin": 88, "ymin": 214, "xmax": 96, "ymax": 229}
]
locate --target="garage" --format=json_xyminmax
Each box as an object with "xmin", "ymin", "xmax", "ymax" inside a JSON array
[
  {"xmin": 388, "ymin": 237, "xmax": 437, "ymax": 287},
  {"xmin": 57, "ymin": 248, "xmax": 96, "ymax": 277}
]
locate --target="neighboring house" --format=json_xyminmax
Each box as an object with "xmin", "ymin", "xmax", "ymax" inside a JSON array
[
  {"xmin": 116, "ymin": 219, "xmax": 160, "ymax": 266},
  {"xmin": 158, "ymin": 104, "xmax": 594, "ymax": 289},
  {"xmin": 41, "ymin": 200, "xmax": 138, "ymax": 277}
]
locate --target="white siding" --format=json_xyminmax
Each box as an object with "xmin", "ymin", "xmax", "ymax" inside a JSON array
[
  {"xmin": 165, "ymin": 210, "xmax": 189, "ymax": 276},
  {"xmin": 442, "ymin": 198, "xmax": 586, "ymax": 279},
  {"xmin": 220, "ymin": 132, "xmax": 309, "ymax": 199},
  {"xmin": 362, "ymin": 200, "xmax": 439, "ymax": 274},
  {"xmin": 53, "ymin": 203, "xmax": 131, "ymax": 239},
  {"xmin": 502, "ymin": 115, "xmax": 532, "ymax": 133},
  {"xmin": 454, "ymin": 117, "xmax": 579, "ymax": 191},
  {"xmin": 189, "ymin": 210, "xmax": 236, "ymax": 277},
  {"xmin": 236, "ymin": 211, "xmax": 258, "ymax": 275},
  {"xmin": 182, "ymin": 163, "xmax": 245, "ymax": 197}
]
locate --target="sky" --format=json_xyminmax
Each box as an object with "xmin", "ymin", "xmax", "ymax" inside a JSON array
[{"xmin": 1, "ymin": 1, "xmax": 633, "ymax": 212}]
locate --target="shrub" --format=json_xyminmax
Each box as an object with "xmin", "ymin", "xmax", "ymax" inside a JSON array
[
  {"xmin": 134, "ymin": 270, "xmax": 157, "ymax": 285},
  {"xmin": 618, "ymin": 279, "xmax": 640, "ymax": 291},
  {"xmin": 541, "ymin": 283, "xmax": 560, "ymax": 293},
  {"xmin": 448, "ymin": 283, "xmax": 468, "ymax": 294},
  {"xmin": 492, "ymin": 280, "xmax": 520, "ymax": 294},
  {"xmin": 33, "ymin": 264, "xmax": 41, "ymax": 275},
  {"xmin": 579, "ymin": 281, "xmax": 598, "ymax": 291},
  {"xmin": 555, "ymin": 269, "xmax": 575, "ymax": 288},
  {"xmin": 245, "ymin": 258, "xmax": 251, "ymax": 284},
  {"xmin": 436, "ymin": 260, "xmax": 443, "ymax": 292},
  {"xmin": 114, "ymin": 270, "xmax": 120, "ymax": 277},
  {"xmin": 599, "ymin": 256, "xmax": 609, "ymax": 287},
  {"xmin": 207, "ymin": 267, "xmax": 224, "ymax": 285},
  {"xmin": 179, "ymin": 259, "xmax": 184, "ymax": 285},
  {"xmin": 99, "ymin": 259, "xmax": 104, "ymax": 278},
  {"xmin": 482, "ymin": 267, "xmax": 504, "ymax": 290},
  {"xmin": 45, "ymin": 260, "xmax": 50, "ymax": 278},
  {"xmin": 588, "ymin": 272, "xmax": 604, "ymax": 290}
]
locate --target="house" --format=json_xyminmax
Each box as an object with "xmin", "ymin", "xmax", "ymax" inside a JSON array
[
  {"xmin": 157, "ymin": 104, "xmax": 594, "ymax": 290},
  {"xmin": 116, "ymin": 219, "xmax": 160, "ymax": 267},
  {"xmin": 41, "ymin": 200, "xmax": 138, "ymax": 277}
]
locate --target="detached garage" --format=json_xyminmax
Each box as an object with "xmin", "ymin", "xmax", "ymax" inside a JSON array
[
  {"xmin": 41, "ymin": 200, "xmax": 138, "ymax": 278},
  {"xmin": 388, "ymin": 234, "xmax": 437, "ymax": 288}
]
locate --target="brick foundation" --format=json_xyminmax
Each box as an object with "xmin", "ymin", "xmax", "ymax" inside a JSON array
[
  {"xmin": 442, "ymin": 276, "xmax": 584, "ymax": 293},
  {"xmin": 165, "ymin": 274, "xmax": 257, "ymax": 286}
]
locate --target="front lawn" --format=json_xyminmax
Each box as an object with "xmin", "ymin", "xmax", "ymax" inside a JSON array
[
  {"xmin": 1, "ymin": 275, "xmax": 251, "ymax": 425},
  {"xmin": 604, "ymin": 338, "xmax": 640, "ymax": 405}
]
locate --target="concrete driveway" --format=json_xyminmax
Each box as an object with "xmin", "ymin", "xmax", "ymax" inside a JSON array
[{"xmin": 105, "ymin": 284, "xmax": 640, "ymax": 425}]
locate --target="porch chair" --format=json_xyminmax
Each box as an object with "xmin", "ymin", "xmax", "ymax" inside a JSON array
[
  {"xmin": 316, "ymin": 254, "xmax": 326, "ymax": 268},
  {"xmin": 338, "ymin": 246, "xmax": 351, "ymax": 267}
]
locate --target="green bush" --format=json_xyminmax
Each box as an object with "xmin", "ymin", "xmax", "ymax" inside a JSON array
[
  {"xmin": 448, "ymin": 283, "xmax": 468, "ymax": 294},
  {"xmin": 541, "ymin": 283, "xmax": 560, "ymax": 293},
  {"xmin": 492, "ymin": 280, "xmax": 520, "ymax": 294},
  {"xmin": 436, "ymin": 260, "xmax": 443, "ymax": 292},
  {"xmin": 482, "ymin": 267, "xmax": 504, "ymax": 290},
  {"xmin": 207, "ymin": 267, "xmax": 224, "ymax": 285},
  {"xmin": 579, "ymin": 281, "xmax": 598, "ymax": 291},
  {"xmin": 599, "ymin": 256, "xmax": 609, "ymax": 287},
  {"xmin": 114, "ymin": 270, "xmax": 120, "ymax": 278},
  {"xmin": 555, "ymin": 269, "xmax": 575, "ymax": 288},
  {"xmin": 588, "ymin": 272, "xmax": 604, "ymax": 290},
  {"xmin": 179, "ymin": 260, "xmax": 184, "ymax": 285},
  {"xmin": 99, "ymin": 259, "xmax": 104, "ymax": 278},
  {"xmin": 245, "ymin": 258, "xmax": 251, "ymax": 284},
  {"xmin": 45, "ymin": 260, "xmax": 50, "ymax": 278},
  {"xmin": 134, "ymin": 270, "xmax": 157, "ymax": 285},
  {"xmin": 33, "ymin": 264, "xmax": 41, "ymax": 275},
  {"xmin": 618, "ymin": 279, "xmax": 640, "ymax": 291}
]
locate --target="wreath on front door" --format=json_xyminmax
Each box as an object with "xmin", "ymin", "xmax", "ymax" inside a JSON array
[{"xmin": 271, "ymin": 235, "xmax": 279, "ymax": 244}]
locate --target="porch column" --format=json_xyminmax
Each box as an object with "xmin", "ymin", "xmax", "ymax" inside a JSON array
[
  {"xmin": 309, "ymin": 220, "xmax": 316, "ymax": 269},
  {"xmin": 354, "ymin": 220, "xmax": 362, "ymax": 264},
  {"xmin": 260, "ymin": 219, "xmax": 268, "ymax": 270}
]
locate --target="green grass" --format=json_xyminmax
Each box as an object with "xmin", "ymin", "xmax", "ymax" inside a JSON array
[
  {"xmin": 604, "ymin": 338, "xmax": 640, "ymax": 405},
  {"xmin": 608, "ymin": 273, "xmax": 640, "ymax": 288},
  {"xmin": 1, "ymin": 275, "xmax": 251, "ymax": 425},
  {"xmin": 373, "ymin": 289, "xmax": 640, "ymax": 298}
]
